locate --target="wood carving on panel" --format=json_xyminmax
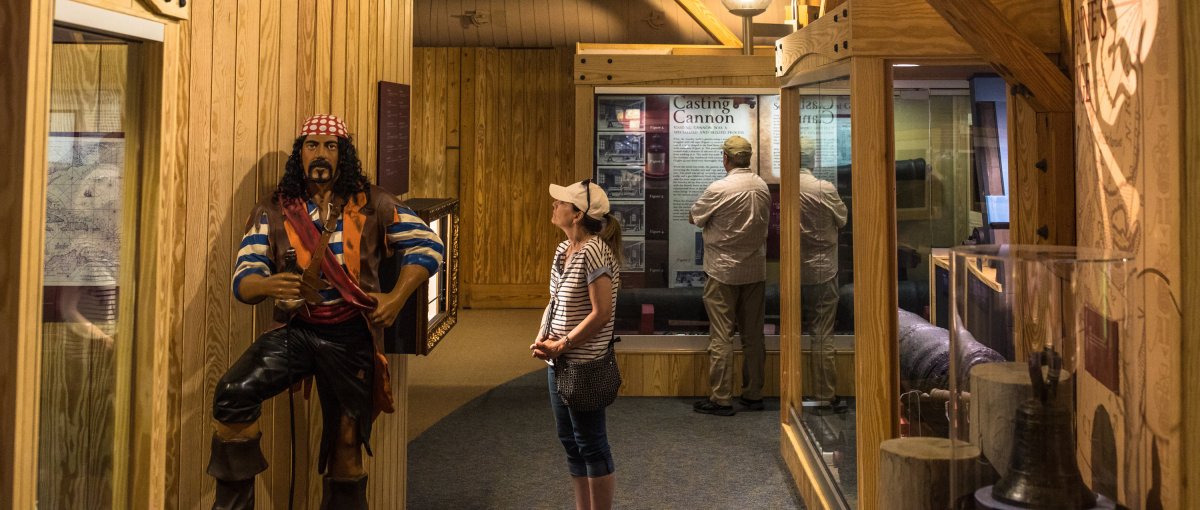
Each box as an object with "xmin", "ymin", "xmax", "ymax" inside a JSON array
[{"xmin": 1075, "ymin": 0, "xmax": 1181, "ymax": 508}]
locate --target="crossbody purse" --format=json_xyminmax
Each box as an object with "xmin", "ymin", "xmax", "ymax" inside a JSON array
[{"xmin": 545, "ymin": 247, "xmax": 621, "ymax": 412}]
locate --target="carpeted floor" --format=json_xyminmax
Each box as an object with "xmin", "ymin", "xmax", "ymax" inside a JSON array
[{"xmin": 407, "ymin": 369, "xmax": 804, "ymax": 509}]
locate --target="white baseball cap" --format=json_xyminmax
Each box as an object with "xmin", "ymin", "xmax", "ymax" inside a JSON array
[{"xmin": 549, "ymin": 179, "xmax": 610, "ymax": 220}]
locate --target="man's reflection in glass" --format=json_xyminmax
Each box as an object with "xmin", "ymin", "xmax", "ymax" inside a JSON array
[{"xmin": 798, "ymin": 141, "xmax": 848, "ymax": 412}]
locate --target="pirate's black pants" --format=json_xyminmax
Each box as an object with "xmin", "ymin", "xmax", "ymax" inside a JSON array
[{"xmin": 213, "ymin": 315, "xmax": 374, "ymax": 473}]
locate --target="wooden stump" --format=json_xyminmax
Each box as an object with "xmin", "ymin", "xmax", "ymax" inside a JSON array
[
  {"xmin": 969, "ymin": 362, "xmax": 1032, "ymax": 477},
  {"xmin": 878, "ymin": 437, "xmax": 981, "ymax": 510}
]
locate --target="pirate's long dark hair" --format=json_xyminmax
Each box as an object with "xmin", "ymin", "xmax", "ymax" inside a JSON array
[{"xmin": 275, "ymin": 135, "xmax": 371, "ymax": 201}]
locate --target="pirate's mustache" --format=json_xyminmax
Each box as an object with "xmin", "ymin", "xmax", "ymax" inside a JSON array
[{"xmin": 307, "ymin": 159, "xmax": 333, "ymax": 172}]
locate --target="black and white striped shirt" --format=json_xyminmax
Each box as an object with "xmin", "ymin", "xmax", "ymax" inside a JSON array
[{"xmin": 545, "ymin": 237, "xmax": 621, "ymax": 363}]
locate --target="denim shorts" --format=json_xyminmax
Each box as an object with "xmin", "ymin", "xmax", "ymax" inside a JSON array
[{"xmin": 548, "ymin": 367, "xmax": 615, "ymax": 477}]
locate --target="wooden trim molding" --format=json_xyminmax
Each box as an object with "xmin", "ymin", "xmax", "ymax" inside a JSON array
[
  {"xmin": 0, "ymin": 0, "xmax": 54, "ymax": 507},
  {"xmin": 849, "ymin": 56, "xmax": 898, "ymax": 510}
]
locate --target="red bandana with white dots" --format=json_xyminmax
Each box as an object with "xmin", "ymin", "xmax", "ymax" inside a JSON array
[{"xmin": 299, "ymin": 114, "xmax": 348, "ymax": 138}]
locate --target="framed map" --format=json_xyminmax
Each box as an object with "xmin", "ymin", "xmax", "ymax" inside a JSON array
[{"xmin": 44, "ymin": 136, "xmax": 125, "ymax": 286}]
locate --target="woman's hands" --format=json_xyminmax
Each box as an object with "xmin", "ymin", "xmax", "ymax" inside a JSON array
[{"xmin": 530, "ymin": 335, "xmax": 568, "ymax": 360}]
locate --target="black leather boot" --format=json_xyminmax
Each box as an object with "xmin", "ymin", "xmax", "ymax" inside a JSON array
[
  {"xmin": 320, "ymin": 474, "xmax": 368, "ymax": 510},
  {"xmin": 207, "ymin": 433, "xmax": 269, "ymax": 510}
]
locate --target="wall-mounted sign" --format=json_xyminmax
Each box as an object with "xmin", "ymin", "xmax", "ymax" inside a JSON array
[{"xmin": 377, "ymin": 81, "xmax": 411, "ymax": 195}]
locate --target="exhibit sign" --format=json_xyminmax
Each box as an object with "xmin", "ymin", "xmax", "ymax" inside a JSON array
[
  {"xmin": 667, "ymin": 95, "xmax": 758, "ymax": 287},
  {"xmin": 595, "ymin": 93, "xmax": 777, "ymax": 288}
]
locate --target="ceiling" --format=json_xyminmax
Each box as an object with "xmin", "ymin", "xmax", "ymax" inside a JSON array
[{"xmin": 413, "ymin": 0, "xmax": 792, "ymax": 48}]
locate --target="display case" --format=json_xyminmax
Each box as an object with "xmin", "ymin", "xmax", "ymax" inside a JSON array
[
  {"xmin": 944, "ymin": 245, "xmax": 1129, "ymax": 509},
  {"xmin": 772, "ymin": 0, "xmax": 1071, "ymax": 507},
  {"xmin": 381, "ymin": 197, "xmax": 460, "ymax": 355}
]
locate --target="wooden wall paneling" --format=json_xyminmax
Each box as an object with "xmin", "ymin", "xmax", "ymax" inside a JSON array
[
  {"xmin": 296, "ymin": 0, "xmax": 315, "ymax": 125},
  {"xmin": 849, "ymin": 56, "xmax": 897, "ymax": 510},
  {"xmin": 257, "ymin": 0, "xmax": 288, "ymax": 504},
  {"xmin": 50, "ymin": 45, "xmax": 102, "ymax": 131},
  {"xmin": 444, "ymin": 48, "xmax": 462, "ymax": 198},
  {"xmin": 457, "ymin": 47, "xmax": 477, "ymax": 306},
  {"xmin": 400, "ymin": 0, "xmax": 413, "ymax": 82},
  {"xmin": 204, "ymin": 0, "xmax": 239, "ymax": 508},
  {"xmin": 229, "ymin": 3, "xmax": 262, "ymax": 504},
  {"xmin": 180, "ymin": 0, "xmax": 214, "ymax": 506},
  {"xmin": 1184, "ymin": 0, "xmax": 1200, "ymax": 504},
  {"xmin": 329, "ymin": 0, "xmax": 346, "ymax": 117},
  {"xmin": 314, "ymin": 0, "xmax": 332, "ymax": 113},
  {"xmin": 0, "ymin": 0, "xmax": 53, "ymax": 505}
]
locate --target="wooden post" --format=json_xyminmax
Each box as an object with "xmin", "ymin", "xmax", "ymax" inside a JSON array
[
  {"xmin": 1182, "ymin": 0, "xmax": 1200, "ymax": 506},
  {"xmin": 779, "ymin": 86, "xmax": 804, "ymax": 420},
  {"xmin": 878, "ymin": 437, "xmax": 981, "ymax": 510},
  {"xmin": 850, "ymin": 56, "xmax": 899, "ymax": 510},
  {"xmin": 969, "ymin": 362, "xmax": 1032, "ymax": 477},
  {"xmin": 0, "ymin": 0, "xmax": 53, "ymax": 507}
]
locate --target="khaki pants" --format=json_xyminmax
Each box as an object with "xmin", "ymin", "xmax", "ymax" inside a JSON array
[
  {"xmin": 703, "ymin": 278, "xmax": 766, "ymax": 405},
  {"xmin": 802, "ymin": 280, "xmax": 840, "ymax": 400}
]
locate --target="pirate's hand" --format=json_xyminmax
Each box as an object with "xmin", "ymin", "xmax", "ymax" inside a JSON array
[
  {"xmin": 240, "ymin": 273, "xmax": 303, "ymax": 301},
  {"xmin": 367, "ymin": 292, "xmax": 404, "ymax": 327}
]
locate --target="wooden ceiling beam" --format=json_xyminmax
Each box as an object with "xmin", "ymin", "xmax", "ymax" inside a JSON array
[
  {"xmin": 674, "ymin": 0, "xmax": 743, "ymax": 48},
  {"xmin": 923, "ymin": 0, "xmax": 1071, "ymax": 113}
]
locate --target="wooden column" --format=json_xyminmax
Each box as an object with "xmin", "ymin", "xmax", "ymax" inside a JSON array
[
  {"xmin": 850, "ymin": 56, "xmax": 899, "ymax": 510},
  {"xmin": 1182, "ymin": 0, "xmax": 1200, "ymax": 506},
  {"xmin": 779, "ymin": 86, "xmax": 804, "ymax": 419},
  {"xmin": 574, "ymin": 84, "xmax": 594, "ymax": 181},
  {"xmin": 0, "ymin": 0, "xmax": 53, "ymax": 507},
  {"xmin": 1009, "ymin": 94, "xmax": 1075, "ymax": 245}
]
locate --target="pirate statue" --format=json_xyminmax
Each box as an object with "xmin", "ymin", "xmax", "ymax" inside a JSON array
[{"xmin": 208, "ymin": 115, "xmax": 443, "ymax": 509}]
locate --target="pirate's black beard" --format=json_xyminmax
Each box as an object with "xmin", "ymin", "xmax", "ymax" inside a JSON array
[{"xmin": 306, "ymin": 160, "xmax": 334, "ymax": 184}]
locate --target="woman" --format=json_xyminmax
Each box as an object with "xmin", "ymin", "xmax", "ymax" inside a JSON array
[{"xmin": 531, "ymin": 179, "xmax": 623, "ymax": 510}]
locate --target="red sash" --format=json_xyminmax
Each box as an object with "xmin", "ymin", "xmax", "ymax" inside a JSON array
[{"xmin": 280, "ymin": 198, "xmax": 378, "ymax": 323}]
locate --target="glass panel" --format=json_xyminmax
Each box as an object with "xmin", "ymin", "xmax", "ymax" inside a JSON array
[
  {"xmin": 892, "ymin": 75, "xmax": 978, "ymax": 441},
  {"xmin": 796, "ymin": 77, "xmax": 857, "ymax": 507},
  {"xmin": 594, "ymin": 93, "xmax": 781, "ymax": 336},
  {"xmin": 39, "ymin": 27, "xmax": 140, "ymax": 510}
]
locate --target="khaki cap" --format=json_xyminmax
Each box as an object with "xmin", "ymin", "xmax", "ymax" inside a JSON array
[{"xmin": 722, "ymin": 135, "xmax": 753, "ymax": 156}]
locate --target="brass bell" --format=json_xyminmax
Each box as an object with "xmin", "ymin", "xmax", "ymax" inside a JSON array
[
  {"xmin": 990, "ymin": 349, "xmax": 1097, "ymax": 509},
  {"xmin": 990, "ymin": 398, "xmax": 1096, "ymax": 508}
]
